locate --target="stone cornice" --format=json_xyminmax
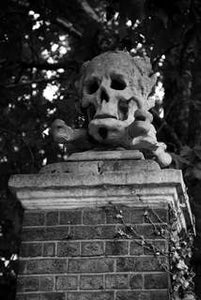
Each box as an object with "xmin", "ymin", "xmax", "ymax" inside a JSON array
[{"xmin": 9, "ymin": 165, "xmax": 194, "ymax": 233}]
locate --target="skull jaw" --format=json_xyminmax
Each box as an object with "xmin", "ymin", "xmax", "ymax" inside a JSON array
[{"xmin": 88, "ymin": 118, "xmax": 132, "ymax": 146}]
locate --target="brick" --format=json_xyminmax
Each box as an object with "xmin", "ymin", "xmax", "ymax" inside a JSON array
[
  {"xmin": 144, "ymin": 240, "xmax": 168, "ymax": 255},
  {"xmin": 142, "ymin": 257, "xmax": 168, "ymax": 272},
  {"xmin": 15, "ymin": 295, "xmax": 25, "ymax": 300},
  {"xmin": 83, "ymin": 209, "xmax": 106, "ymax": 225},
  {"xmin": 129, "ymin": 208, "xmax": 147, "ymax": 224},
  {"xmin": 56, "ymin": 275, "xmax": 77, "ymax": 290},
  {"xmin": 144, "ymin": 208, "xmax": 168, "ymax": 224},
  {"xmin": 57, "ymin": 241, "xmax": 80, "ymax": 257},
  {"xmin": 46, "ymin": 212, "xmax": 59, "ymax": 226},
  {"xmin": 68, "ymin": 258, "xmax": 114, "ymax": 273},
  {"xmin": 135, "ymin": 224, "xmax": 166, "ymax": 239},
  {"xmin": 144, "ymin": 273, "xmax": 169, "ymax": 289},
  {"xmin": 140, "ymin": 290, "xmax": 169, "ymax": 300},
  {"xmin": 105, "ymin": 207, "xmax": 168, "ymax": 225},
  {"xmin": 16, "ymin": 294, "xmax": 40, "ymax": 300},
  {"xmin": 18, "ymin": 261, "xmax": 27, "ymax": 275},
  {"xmin": 101, "ymin": 226, "xmax": 117, "ymax": 239},
  {"xmin": 80, "ymin": 275, "xmax": 104, "ymax": 290},
  {"xmin": 67, "ymin": 291, "xmax": 114, "ymax": 300},
  {"xmin": 40, "ymin": 276, "xmax": 54, "ymax": 291},
  {"xmin": 47, "ymin": 227, "xmax": 72, "ymax": 240},
  {"xmin": 105, "ymin": 207, "xmax": 130, "ymax": 224},
  {"xmin": 70, "ymin": 225, "xmax": 116, "ymax": 240},
  {"xmin": 116, "ymin": 224, "xmax": 167, "ymax": 240},
  {"xmin": 129, "ymin": 208, "xmax": 168, "ymax": 224},
  {"xmin": 140, "ymin": 224, "xmax": 168, "ymax": 239},
  {"xmin": 117, "ymin": 257, "xmax": 167, "ymax": 272},
  {"xmin": 25, "ymin": 259, "xmax": 67, "ymax": 274},
  {"xmin": 130, "ymin": 241, "xmax": 144, "ymax": 255},
  {"xmin": 20, "ymin": 243, "xmax": 42, "ymax": 257},
  {"xmin": 21, "ymin": 228, "xmax": 46, "ymax": 242},
  {"xmin": 81, "ymin": 241, "xmax": 104, "ymax": 256},
  {"xmin": 22, "ymin": 227, "xmax": 71, "ymax": 241},
  {"xmin": 43, "ymin": 243, "xmax": 55, "ymax": 257},
  {"xmin": 31, "ymin": 295, "xmax": 40, "ymax": 300},
  {"xmin": 60, "ymin": 210, "xmax": 81, "ymax": 225},
  {"xmin": 129, "ymin": 274, "xmax": 143, "ymax": 289},
  {"xmin": 115, "ymin": 225, "xmax": 138, "ymax": 239},
  {"xmin": 105, "ymin": 241, "xmax": 128, "ymax": 256},
  {"xmin": 40, "ymin": 293, "xmax": 65, "ymax": 300},
  {"xmin": 17, "ymin": 276, "xmax": 39, "ymax": 292},
  {"xmin": 116, "ymin": 291, "xmax": 141, "ymax": 300},
  {"xmin": 23, "ymin": 212, "xmax": 45, "ymax": 226},
  {"xmin": 105, "ymin": 274, "xmax": 129, "ymax": 289},
  {"xmin": 27, "ymin": 295, "xmax": 40, "ymax": 300}
]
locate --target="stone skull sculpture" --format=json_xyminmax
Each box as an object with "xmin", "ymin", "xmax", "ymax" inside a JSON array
[
  {"xmin": 51, "ymin": 51, "xmax": 172, "ymax": 167},
  {"xmin": 77, "ymin": 51, "xmax": 156, "ymax": 146}
]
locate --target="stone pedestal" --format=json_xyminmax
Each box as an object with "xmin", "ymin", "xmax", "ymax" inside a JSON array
[{"xmin": 9, "ymin": 151, "xmax": 194, "ymax": 300}]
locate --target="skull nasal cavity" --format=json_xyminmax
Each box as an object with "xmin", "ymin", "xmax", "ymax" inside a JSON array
[{"xmin": 100, "ymin": 90, "xmax": 109, "ymax": 102}]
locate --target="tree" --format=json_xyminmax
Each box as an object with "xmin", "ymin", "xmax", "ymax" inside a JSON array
[{"xmin": 1, "ymin": 0, "xmax": 201, "ymax": 299}]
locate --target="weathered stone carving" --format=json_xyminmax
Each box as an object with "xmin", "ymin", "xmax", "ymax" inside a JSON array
[{"xmin": 51, "ymin": 51, "xmax": 171, "ymax": 167}]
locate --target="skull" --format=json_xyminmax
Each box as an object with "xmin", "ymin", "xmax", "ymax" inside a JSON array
[{"xmin": 77, "ymin": 51, "xmax": 157, "ymax": 146}]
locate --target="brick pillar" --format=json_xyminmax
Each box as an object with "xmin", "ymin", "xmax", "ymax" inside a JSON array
[{"xmin": 9, "ymin": 151, "xmax": 194, "ymax": 300}]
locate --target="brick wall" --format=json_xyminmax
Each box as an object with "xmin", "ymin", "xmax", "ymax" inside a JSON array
[{"xmin": 16, "ymin": 206, "xmax": 170, "ymax": 300}]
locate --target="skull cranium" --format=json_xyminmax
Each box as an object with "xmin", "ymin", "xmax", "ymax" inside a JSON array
[
  {"xmin": 77, "ymin": 51, "xmax": 156, "ymax": 145},
  {"xmin": 51, "ymin": 51, "xmax": 172, "ymax": 167}
]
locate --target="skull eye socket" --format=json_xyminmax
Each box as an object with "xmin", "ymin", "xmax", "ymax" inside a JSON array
[
  {"xmin": 111, "ymin": 75, "xmax": 126, "ymax": 90},
  {"xmin": 86, "ymin": 79, "xmax": 99, "ymax": 94}
]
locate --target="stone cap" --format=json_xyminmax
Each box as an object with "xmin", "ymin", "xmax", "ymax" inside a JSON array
[
  {"xmin": 39, "ymin": 151, "xmax": 158, "ymax": 175},
  {"xmin": 9, "ymin": 154, "xmax": 194, "ymax": 233}
]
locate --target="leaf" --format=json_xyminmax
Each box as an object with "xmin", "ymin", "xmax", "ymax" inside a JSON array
[
  {"xmin": 193, "ymin": 146, "xmax": 201, "ymax": 160},
  {"xmin": 176, "ymin": 259, "xmax": 187, "ymax": 270},
  {"xmin": 191, "ymin": 163, "xmax": 201, "ymax": 179},
  {"xmin": 171, "ymin": 153, "xmax": 191, "ymax": 169},
  {"xmin": 180, "ymin": 146, "xmax": 193, "ymax": 158}
]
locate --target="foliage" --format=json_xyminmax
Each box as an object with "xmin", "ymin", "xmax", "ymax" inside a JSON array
[
  {"xmin": 1, "ymin": 0, "xmax": 201, "ymax": 298},
  {"xmin": 169, "ymin": 208, "xmax": 195, "ymax": 299},
  {"xmin": 110, "ymin": 203, "xmax": 196, "ymax": 300}
]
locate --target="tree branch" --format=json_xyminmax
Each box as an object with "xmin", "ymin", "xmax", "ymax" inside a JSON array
[
  {"xmin": 77, "ymin": 0, "xmax": 101, "ymax": 24},
  {"xmin": 55, "ymin": 17, "xmax": 82, "ymax": 38},
  {"xmin": 1, "ymin": 76, "xmax": 67, "ymax": 89},
  {"xmin": 19, "ymin": 60, "xmax": 79, "ymax": 71}
]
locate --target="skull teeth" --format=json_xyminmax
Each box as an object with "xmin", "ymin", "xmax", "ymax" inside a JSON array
[
  {"xmin": 95, "ymin": 114, "xmax": 117, "ymax": 120},
  {"xmin": 135, "ymin": 115, "xmax": 146, "ymax": 122}
]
